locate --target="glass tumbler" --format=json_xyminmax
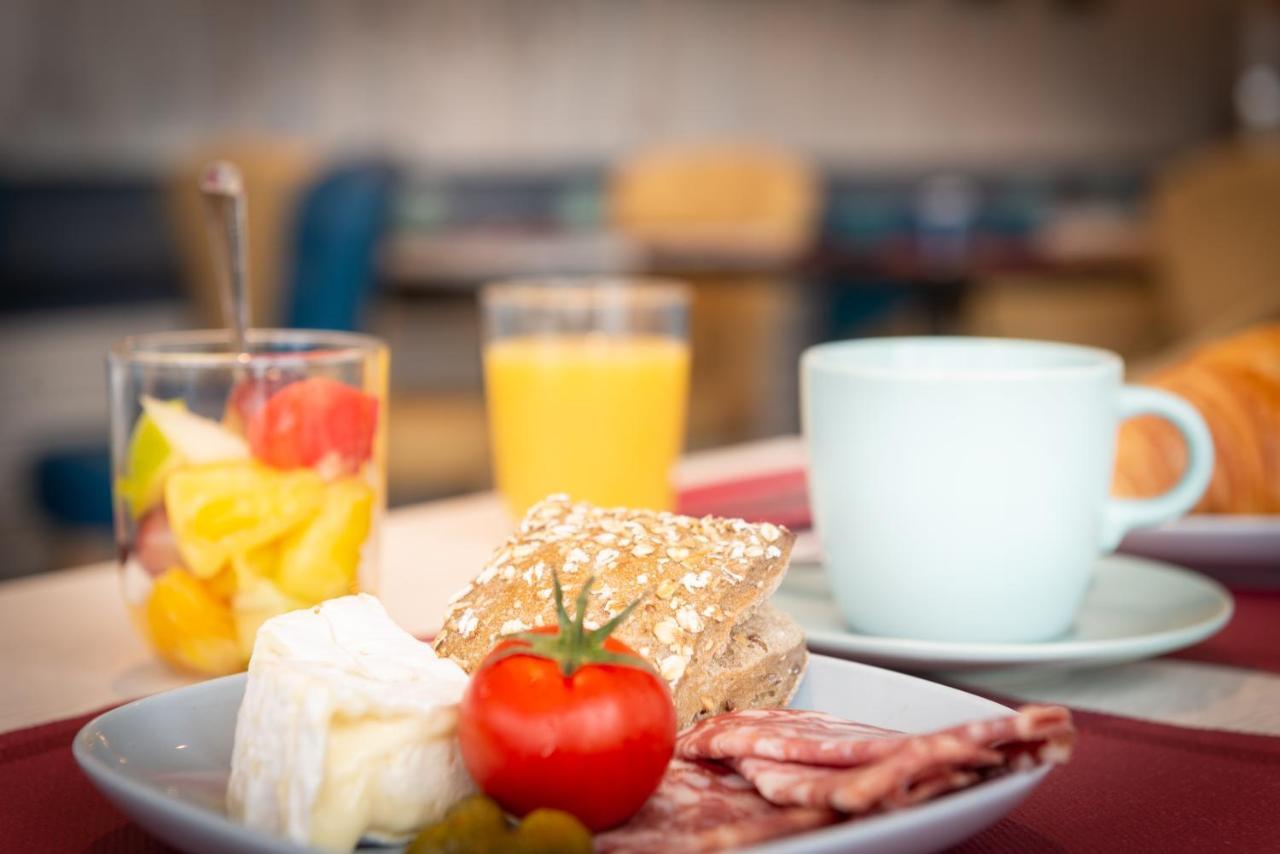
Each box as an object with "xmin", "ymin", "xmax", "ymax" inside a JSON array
[
  {"xmin": 108, "ymin": 329, "xmax": 388, "ymax": 675},
  {"xmin": 481, "ymin": 278, "xmax": 691, "ymax": 515}
]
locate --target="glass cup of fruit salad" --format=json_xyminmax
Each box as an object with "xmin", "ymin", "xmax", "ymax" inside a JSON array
[{"xmin": 108, "ymin": 329, "xmax": 388, "ymax": 676}]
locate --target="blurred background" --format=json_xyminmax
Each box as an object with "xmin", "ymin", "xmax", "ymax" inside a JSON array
[{"xmin": 2, "ymin": 0, "xmax": 1278, "ymax": 579}]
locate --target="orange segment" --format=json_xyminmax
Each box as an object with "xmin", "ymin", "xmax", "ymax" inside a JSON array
[
  {"xmin": 206, "ymin": 563, "xmax": 237, "ymax": 601},
  {"xmin": 145, "ymin": 568, "xmax": 244, "ymax": 675}
]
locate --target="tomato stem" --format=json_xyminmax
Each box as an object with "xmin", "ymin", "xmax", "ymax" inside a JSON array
[{"xmin": 505, "ymin": 571, "xmax": 653, "ymax": 679}]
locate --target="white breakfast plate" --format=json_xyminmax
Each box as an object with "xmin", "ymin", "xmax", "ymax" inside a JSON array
[
  {"xmin": 74, "ymin": 655, "xmax": 1053, "ymax": 854},
  {"xmin": 772, "ymin": 554, "xmax": 1233, "ymax": 673},
  {"xmin": 1119, "ymin": 515, "xmax": 1280, "ymax": 582}
]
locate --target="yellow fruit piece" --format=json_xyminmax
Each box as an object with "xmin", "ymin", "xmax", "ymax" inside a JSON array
[
  {"xmin": 207, "ymin": 541, "xmax": 279, "ymax": 602},
  {"xmin": 232, "ymin": 568, "xmax": 307, "ymax": 658},
  {"xmin": 206, "ymin": 563, "xmax": 237, "ymax": 602},
  {"xmin": 145, "ymin": 568, "xmax": 244, "ymax": 675},
  {"xmin": 165, "ymin": 461, "xmax": 325, "ymax": 578},
  {"xmin": 276, "ymin": 477, "xmax": 375, "ymax": 603},
  {"xmin": 232, "ymin": 541, "xmax": 282, "ymax": 582}
]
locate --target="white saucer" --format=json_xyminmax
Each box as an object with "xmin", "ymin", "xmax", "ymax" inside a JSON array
[{"xmin": 772, "ymin": 554, "xmax": 1233, "ymax": 673}]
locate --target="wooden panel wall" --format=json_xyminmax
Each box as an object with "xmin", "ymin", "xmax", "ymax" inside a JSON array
[{"xmin": 0, "ymin": 0, "xmax": 1234, "ymax": 172}]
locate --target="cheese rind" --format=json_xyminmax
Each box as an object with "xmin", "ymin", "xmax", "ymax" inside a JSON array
[{"xmin": 227, "ymin": 594, "xmax": 473, "ymax": 851}]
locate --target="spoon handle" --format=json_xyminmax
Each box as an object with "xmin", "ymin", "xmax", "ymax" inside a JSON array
[{"xmin": 199, "ymin": 161, "xmax": 250, "ymax": 355}]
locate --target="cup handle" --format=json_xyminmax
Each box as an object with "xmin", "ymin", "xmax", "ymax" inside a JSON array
[{"xmin": 1100, "ymin": 385, "xmax": 1214, "ymax": 550}]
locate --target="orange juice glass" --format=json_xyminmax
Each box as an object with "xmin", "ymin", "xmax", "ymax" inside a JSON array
[{"xmin": 482, "ymin": 279, "xmax": 691, "ymax": 514}]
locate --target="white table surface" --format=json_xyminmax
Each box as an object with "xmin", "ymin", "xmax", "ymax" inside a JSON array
[{"xmin": 3, "ymin": 436, "xmax": 1278, "ymax": 738}]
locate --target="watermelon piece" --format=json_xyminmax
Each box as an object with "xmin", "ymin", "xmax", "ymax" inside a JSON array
[{"xmin": 246, "ymin": 377, "xmax": 379, "ymax": 474}]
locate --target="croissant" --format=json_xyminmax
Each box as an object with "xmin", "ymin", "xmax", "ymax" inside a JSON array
[{"xmin": 1112, "ymin": 323, "xmax": 1280, "ymax": 514}]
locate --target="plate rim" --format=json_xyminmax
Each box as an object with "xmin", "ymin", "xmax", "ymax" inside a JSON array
[
  {"xmin": 74, "ymin": 655, "xmax": 1053, "ymax": 854},
  {"xmin": 74, "ymin": 674, "xmax": 308, "ymax": 853},
  {"xmin": 786, "ymin": 553, "xmax": 1234, "ymax": 666}
]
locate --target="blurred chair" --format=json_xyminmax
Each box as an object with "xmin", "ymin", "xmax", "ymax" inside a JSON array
[
  {"xmin": 611, "ymin": 143, "xmax": 817, "ymax": 258},
  {"xmin": 295, "ymin": 161, "xmax": 489, "ymax": 498},
  {"xmin": 285, "ymin": 160, "xmax": 490, "ymax": 499},
  {"xmin": 33, "ymin": 447, "xmax": 113, "ymax": 529},
  {"xmin": 29, "ymin": 442, "xmax": 118, "ymax": 574},
  {"xmin": 34, "ymin": 143, "xmax": 316, "ymax": 556},
  {"xmin": 168, "ymin": 138, "xmax": 318, "ymax": 327},
  {"xmin": 283, "ymin": 161, "xmax": 396, "ymax": 330},
  {"xmin": 384, "ymin": 390, "xmax": 491, "ymax": 504},
  {"xmin": 280, "ymin": 158, "xmax": 489, "ymax": 500},
  {"xmin": 30, "ymin": 142, "xmax": 318, "ymax": 568},
  {"xmin": 963, "ymin": 273, "xmax": 1164, "ymax": 362},
  {"xmin": 1150, "ymin": 139, "xmax": 1280, "ymax": 346},
  {"xmin": 608, "ymin": 143, "xmax": 819, "ymax": 444}
]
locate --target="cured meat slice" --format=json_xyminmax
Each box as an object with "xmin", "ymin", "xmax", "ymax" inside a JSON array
[
  {"xmin": 736, "ymin": 755, "xmax": 990, "ymax": 812},
  {"xmin": 677, "ymin": 705, "xmax": 1075, "ymax": 814},
  {"xmin": 602, "ymin": 706, "xmax": 1074, "ymax": 851},
  {"xmin": 676, "ymin": 708, "xmax": 901, "ymax": 765},
  {"xmin": 731, "ymin": 738, "xmax": 999, "ymax": 813},
  {"xmin": 677, "ymin": 705, "xmax": 1074, "ymax": 768},
  {"xmin": 593, "ymin": 759, "xmax": 838, "ymax": 854}
]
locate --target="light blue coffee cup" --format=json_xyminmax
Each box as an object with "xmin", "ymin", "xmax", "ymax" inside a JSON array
[{"xmin": 801, "ymin": 337, "xmax": 1214, "ymax": 643}]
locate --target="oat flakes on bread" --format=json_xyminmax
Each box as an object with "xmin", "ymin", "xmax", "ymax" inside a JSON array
[{"xmin": 433, "ymin": 495, "xmax": 799, "ymax": 727}]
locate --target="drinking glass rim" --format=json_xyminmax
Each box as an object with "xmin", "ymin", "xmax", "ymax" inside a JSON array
[
  {"xmin": 108, "ymin": 328, "xmax": 386, "ymax": 367},
  {"xmin": 481, "ymin": 277, "xmax": 691, "ymax": 309}
]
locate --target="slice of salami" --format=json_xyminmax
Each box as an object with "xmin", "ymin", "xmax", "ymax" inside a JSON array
[
  {"xmin": 677, "ymin": 705, "xmax": 1074, "ymax": 769},
  {"xmin": 676, "ymin": 708, "xmax": 901, "ymax": 765},
  {"xmin": 730, "ymin": 734, "xmax": 1003, "ymax": 813},
  {"xmin": 593, "ymin": 759, "xmax": 838, "ymax": 854},
  {"xmin": 675, "ymin": 705, "xmax": 1075, "ymax": 815}
]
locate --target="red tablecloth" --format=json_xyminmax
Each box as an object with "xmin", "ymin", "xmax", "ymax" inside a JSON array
[
  {"xmin": 953, "ymin": 709, "xmax": 1280, "ymax": 853},
  {"xmin": 3, "ymin": 698, "xmax": 1280, "ymax": 853},
  {"xmin": 1171, "ymin": 587, "xmax": 1280, "ymax": 673}
]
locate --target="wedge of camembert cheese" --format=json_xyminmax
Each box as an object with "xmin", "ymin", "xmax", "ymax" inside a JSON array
[{"xmin": 227, "ymin": 594, "xmax": 473, "ymax": 851}]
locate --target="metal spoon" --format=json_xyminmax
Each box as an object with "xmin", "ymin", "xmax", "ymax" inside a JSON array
[{"xmin": 199, "ymin": 161, "xmax": 251, "ymax": 357}]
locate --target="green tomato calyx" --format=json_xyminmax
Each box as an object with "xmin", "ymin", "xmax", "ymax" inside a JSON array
[{"xmin": 500, "ymin": 571, "xmax": 653, "ymax": 678}]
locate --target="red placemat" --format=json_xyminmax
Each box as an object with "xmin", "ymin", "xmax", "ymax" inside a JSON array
[
  {"xmin": 0, "ymin": 711, "xmax": 173, "ymax": 853},
  {"xmin": 951, "ymin": 705, "xmax": 1280, "ymax": 853},
  {"xmin": 1169, "ymin": 587, "xmax": 1280, "ymax": 674},
  {"xmin": 677, "ymin": 468, "xmax": 811, "ymax": 530},
  {"xmin": 3, "ymin": 701, "xmax": 1279, "ymax": 853}
]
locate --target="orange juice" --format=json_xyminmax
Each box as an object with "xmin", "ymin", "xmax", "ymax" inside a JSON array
[{"xmin": 484, "ymin": 334, "xmax": 690, "ymax": 514}]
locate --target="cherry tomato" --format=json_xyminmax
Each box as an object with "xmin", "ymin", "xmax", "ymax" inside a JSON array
[
  {"xmin": 246, "ymin": 377, "xmax": 378, "ymax": 473},
  {"xmin": 457, "ymin": 579, "xmax": 675, "ymax": 832}
]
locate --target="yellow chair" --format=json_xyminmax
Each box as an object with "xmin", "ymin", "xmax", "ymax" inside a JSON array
[
  {"xmin": 1151, "ymin": 139, "xmax": 1280, "ymax": 346},
  {"xmin": 608, "ymin": 143, "xmax": 819, "ymax": 445},
  {"xmin": 963, "ymin": 273, "xmax": 1163, "ymax": 363},
  {"xmin": 610, "ymin": 143, "xmax": 817, "ymax": 258},
  {"xmin": 167, "ymin": 138, "xmax": 318, "ymax": 327}
]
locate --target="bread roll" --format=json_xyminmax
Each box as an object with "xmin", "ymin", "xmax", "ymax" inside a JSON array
[{"xmin": 434, "ymin": 496, "xmax": 804, "ymax": 728}]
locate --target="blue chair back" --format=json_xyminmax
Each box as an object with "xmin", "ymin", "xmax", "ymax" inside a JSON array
[{"xmin": 283, "ymin": 161, "xmax": 396, "ymax": 331}]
